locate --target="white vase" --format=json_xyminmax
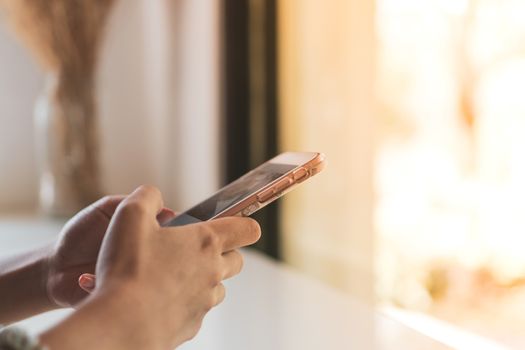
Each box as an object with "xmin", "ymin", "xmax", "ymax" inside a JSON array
[{"xmin": 34, "ymin": 73, "xmax": 101, "ymax": 217}]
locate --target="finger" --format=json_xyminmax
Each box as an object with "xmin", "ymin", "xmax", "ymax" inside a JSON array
[
  {"xmin": 221, "ymin": 250, "xmax": 244, "ymax": 280},
  {"xmin": 92, "ymin": 195, "xmax": 126, "ymax": 220},
  {"xmin": 78, "ymin": 273, "xmax": 96, "ymax": 293},
  {"xmin": 206, "ymin": 217, "xmax": 261, "ymax": 252},
  {"xmin": 116, "ymin": 185, "xmax": 165, "ymax": 222},
  {"xmin": 213, "ymin": 283, "xmax": 226, "ymax": 307},
  {"xmin": 156, "ymin": 207, "xmax": 177, "ymax": 226}
]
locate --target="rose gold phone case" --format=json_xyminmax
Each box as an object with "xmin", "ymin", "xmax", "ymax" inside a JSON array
[{"xmin": 214, "ymin": 152, "xmax": 326, "ymax": 219}]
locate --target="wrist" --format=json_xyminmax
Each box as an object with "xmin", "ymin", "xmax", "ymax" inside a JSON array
[
  {"xmin": 40, "ymin": 284, "xmax": 166, "ymax": 350},
  {"xmin": 25, "ymin": 244, "xmax": 58, "ymax": 312},
  {"xmin": 0, "ymin": 244, "xmax": 58, "ymax": 324},
  {"xmin": 38, "ymin": 243, "xmax": 58, "ymax": 309}
]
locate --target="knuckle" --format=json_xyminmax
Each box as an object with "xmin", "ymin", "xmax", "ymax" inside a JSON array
[
  {"xmin": 118, "ymin": 200, "xmax": 147, "ymax": 218},
  {"xmin": 199, "ymin": 293, "xmax": 215, "ymax": 314},
  {"xmin": 97, "ymin": 195, "xmax": 115, "ymax": 206},
  {"xmin": 207, "ymin": 295, "xmax": 216, "ymax": 310},
  {"xmin": 92, "ymin": 195, "xmax": 120, "ymax": 211},
  {"xmin": 199, "ymin": 228, "xmax": 220, "ymax": 250},
  {"xmin": 185, "ymin": 320, "xmax": 204, "ymax": 342},
  {"xmin": 235, "ymin": 251, "xmax": 244, "ymax": 273},
  {"xmin": 209, "ymin": 269, "xmax": 223, "ymax": 286},
  {"xmin": 88, "ymin": 195, "xmax": 126, "ymax": 221},
  {"xmin": 216, "ymin": 284, "xmax": 226, "ymax": 305},
  {"xmin": 137, "ymin": 184, "xmax": 161, "ymax": 196}
]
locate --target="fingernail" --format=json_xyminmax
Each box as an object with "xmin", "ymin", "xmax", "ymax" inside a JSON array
[{"xmin": 79, "ymin": 274, "xmax": 95, "ymax": 289}]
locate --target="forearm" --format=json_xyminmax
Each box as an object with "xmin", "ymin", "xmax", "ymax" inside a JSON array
[
  {"xmin": 0, "ymin": 245, "xmax": 57, "ymax": 324},
  {"xmin": 39, "ymin": 290, "xmax": 165, "ymax": 350}
]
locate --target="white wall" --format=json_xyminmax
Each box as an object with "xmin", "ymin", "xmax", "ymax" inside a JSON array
[
  {"xmin": 163, "ymin": 0, "xmax": 221, "ymax": 209},
  {"xmin": 0, "ymin": 0, "xmax": 221, "ymax": 212},
  {"xmin": 0, "ymin": 22, "xmax": 42, "ymax": 210}
]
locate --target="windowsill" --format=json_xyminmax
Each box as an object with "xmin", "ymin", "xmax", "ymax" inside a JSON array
[
  {"xmin": 0, "ymin": 214, "xmax": 460, "ymax": 349},
  {"xmin": 383, "ymin": 306, "xmax": 510, "ymax": 350}
]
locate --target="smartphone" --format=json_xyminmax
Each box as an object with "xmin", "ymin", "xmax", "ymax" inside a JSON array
[{"xmin": 165, "ymin": 152, "xmax": 325, "ymax": 227}]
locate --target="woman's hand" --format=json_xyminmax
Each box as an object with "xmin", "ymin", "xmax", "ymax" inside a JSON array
[
  {"xmin": 40, "ymin": 185, "xmax": 261, "ymax": 350},
  {"xmin": 46, "ymin": 195, "xmax": 175, "ymax": 308}
]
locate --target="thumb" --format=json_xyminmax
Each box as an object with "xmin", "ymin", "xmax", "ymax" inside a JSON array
[{"xmin": 92, "ymin": 195, "xmax": 126, "ymax": 220}]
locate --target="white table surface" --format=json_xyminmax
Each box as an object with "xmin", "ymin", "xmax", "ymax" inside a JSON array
[{"xmin": 0, "ymin": 215, "xmax": 451, "ymax": 350}]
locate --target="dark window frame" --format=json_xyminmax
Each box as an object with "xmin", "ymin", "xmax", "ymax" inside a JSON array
[{"xmin": 222, "ymin": 0, "xmax": 280, "ymax": 258}]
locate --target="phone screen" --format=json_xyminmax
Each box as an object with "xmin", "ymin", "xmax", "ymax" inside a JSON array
[{"xmin": 166, "ymin": 162, "xmax": 296, "ymax": 227}]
